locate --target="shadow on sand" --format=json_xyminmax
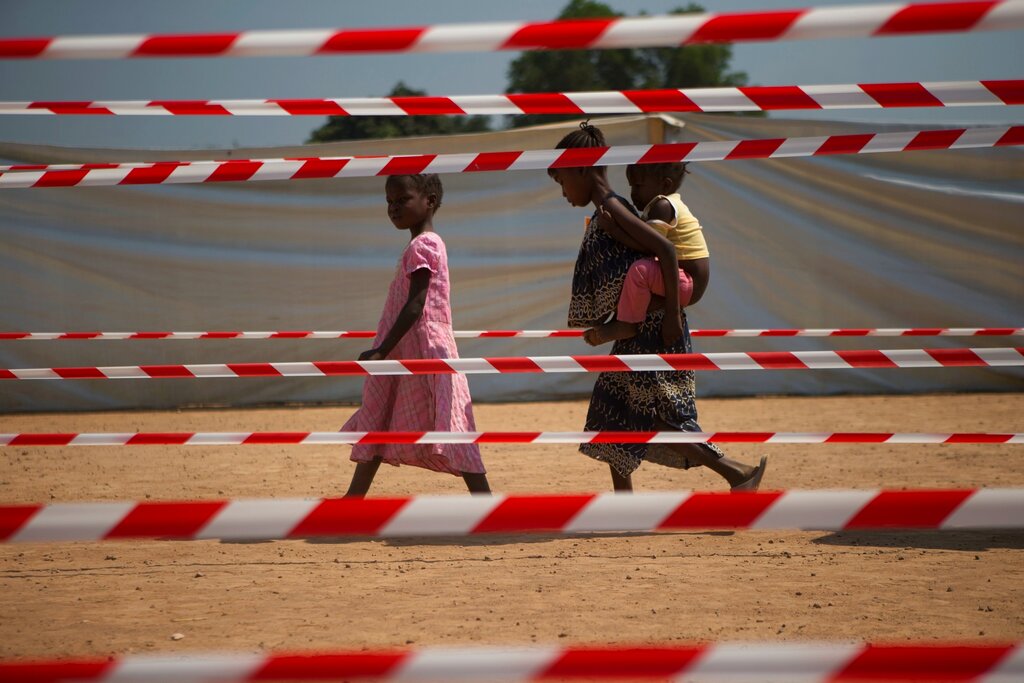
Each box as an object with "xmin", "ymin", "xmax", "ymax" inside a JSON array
[{"xmin": 811, "ymin": 529, "xmax": 1024, "ymax": 552}]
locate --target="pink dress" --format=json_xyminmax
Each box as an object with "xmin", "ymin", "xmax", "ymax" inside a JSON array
[{"xmin": 342, "ymin": 231, "xmax": 484, "ymax": 475}]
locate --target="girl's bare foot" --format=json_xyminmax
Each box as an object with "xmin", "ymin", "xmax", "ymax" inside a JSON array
[{"xmin": 583, "ymin": 321, "xmax": 639, "ymax": 346}]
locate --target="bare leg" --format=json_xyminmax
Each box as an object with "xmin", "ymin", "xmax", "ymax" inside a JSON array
[
  {"xmin": 345, "ymin": 457, "xmax": 382, "ymax": 498},
  {"xmin": 462, "ymin": 472, "xmax": 492, "ymax": 495},
  {"xmin": 665, "ymin": 443, "xmax": 757, "ymax": 487},
  {"xmin": 653, "ymin": 418, "xmax": 765, "ymax": 490},
  {"xmin": 610, "ymin": 464, "xmax": 633, "ymax": 493},
  {"xmin": 584, "ymin": 320, "xmax": 640, "ymax": 346}
]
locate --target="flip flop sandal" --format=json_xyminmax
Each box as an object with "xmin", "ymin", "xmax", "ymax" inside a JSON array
[{"xmin": 731, "ymin": 455, "xmax": 768, "ymax": 492}]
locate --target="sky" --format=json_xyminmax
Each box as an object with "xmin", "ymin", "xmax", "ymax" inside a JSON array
[{"xmin": 0, "ymin": 0, "xmax": 1021, "ymax": 150}]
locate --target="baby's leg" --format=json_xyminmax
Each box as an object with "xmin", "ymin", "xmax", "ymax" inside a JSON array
[
  {"xmin": 618, "ymin": 258, "xmax": 659, "ymax": 323},
  {"xmin": 646, "ymin": 261, "xmax": 694, "ymax": 307},
  {"xmin": 583, "ymin": 259, "xmax": 657, "ymax": 346}
]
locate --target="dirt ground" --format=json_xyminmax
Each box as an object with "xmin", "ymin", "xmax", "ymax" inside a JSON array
[{"xmin": 0, "ymin": 393, "xmax": 1022, "ymax": 659}]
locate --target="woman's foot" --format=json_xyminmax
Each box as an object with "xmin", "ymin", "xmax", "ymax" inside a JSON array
[
  {"xmin": 730, "ymin": 456, "xmax": 768, "ymax": 492},
  {"xmin": 583, "ymin": 320, "xmax": 639, "ymax": 346}
]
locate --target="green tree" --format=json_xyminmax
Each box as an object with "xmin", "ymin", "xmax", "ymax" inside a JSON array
[
  {"xmin": 506, "ymin": 0, "xmax": 748, "ymax": 127},
  {"xmin": 307, "ymin": 81, "xmax": 491, "ymax": 143}
]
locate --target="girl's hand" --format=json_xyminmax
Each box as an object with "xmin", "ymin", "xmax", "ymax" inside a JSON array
[
  {"xmin": 595, "ymin": 206, "xmax": 616, "ymax": 234},
  {"xmin": 661, "ymin": 312, "xmax": 684, "ymax": 347},
  {"xmin": 358, "ymin": 348, "xmax": 386, "ymax": 361}
]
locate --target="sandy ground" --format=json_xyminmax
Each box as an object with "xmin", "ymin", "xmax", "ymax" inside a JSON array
[{"xmin": 0, "ymin": 393, "xmax": 1022, "ymax": 660}]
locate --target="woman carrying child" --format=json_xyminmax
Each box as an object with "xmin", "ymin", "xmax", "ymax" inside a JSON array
[{"xmin": 548, "ymin": 122, "xmax": 766, "ymax": 492}]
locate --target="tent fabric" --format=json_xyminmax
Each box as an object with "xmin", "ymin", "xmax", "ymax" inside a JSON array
[{"xmin": 1, "ymin": 114, "xmax": 1021, "ymax": 413}]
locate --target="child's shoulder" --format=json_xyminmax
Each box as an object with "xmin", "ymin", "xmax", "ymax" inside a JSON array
[
  {"xmin": 645, "ymin": 195, "xmax": 676, "ymax": 223},
  {"xmin": 405, "ymin": 231, "xmax": 447, "ymax": 262},
  {"xmin": 414, "ymin": 231, "xmax": 445, "ymax": 246},
  {"xmin": 407, "ymin": 231, "xmax": 446, "ymax": 251}
]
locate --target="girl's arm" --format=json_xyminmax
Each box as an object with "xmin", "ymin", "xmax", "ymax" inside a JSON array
[
  {"xmin": 600, "ymin": 198, "xmax": 683, "ymax": 345},
  {"xmin": 599, "ymin": 198, "xmax": 676, "ymax": 263},
  {"xmin": 595, "ymin": 207, "xmax": 647, "ymax": 252},
  {"xmin": 359, "ymin": 268, "xmax": 431, "ymax": 361}
]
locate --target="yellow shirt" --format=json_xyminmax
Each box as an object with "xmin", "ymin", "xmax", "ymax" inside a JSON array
[{"xmin": 640, "ymin": 193, "xmax": 709, "ymax": 261}]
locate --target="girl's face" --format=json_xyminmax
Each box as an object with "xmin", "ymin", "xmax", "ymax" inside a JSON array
[
  {"xmin": 626, "ymin": 167, "xmax": 668, "ymax": 210},
  {"xmin": 385, "ymin": 178, "xmax": 434, "ymax": 230},
  {"xmin": 550, "ymin": 167, "xmax": 592, "ymax": 207}
]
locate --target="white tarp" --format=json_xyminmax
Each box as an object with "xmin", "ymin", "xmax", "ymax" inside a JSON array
[{"xmin": 1, "ymin": 114, "xmax": 1021, "ymax": 412}]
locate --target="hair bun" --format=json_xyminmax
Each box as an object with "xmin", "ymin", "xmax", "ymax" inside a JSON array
[{"xmin": 554, "ymin": 120, "xmax": 606, "ymax": 150}]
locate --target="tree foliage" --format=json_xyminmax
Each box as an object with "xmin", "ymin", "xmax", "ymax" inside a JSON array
[
  {"xmin": 307, "ymin": 82, "xmax": 491, "ymax": 143},
  {"xmin": 506, "ymin": 0, "xmax": 748, "ymax": 127},
  {"xmin": 307, "ymin": 1, "xmax": 749, "ymax": 141}
]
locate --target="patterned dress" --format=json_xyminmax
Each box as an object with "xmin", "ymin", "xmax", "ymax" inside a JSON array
[
  {"xmin": 568, "ymin": 196, "xmax": 725, "ymax": 477},
  {"xmin": 342, "ymin": 231, "xmax": 484, "ymax": 475}
]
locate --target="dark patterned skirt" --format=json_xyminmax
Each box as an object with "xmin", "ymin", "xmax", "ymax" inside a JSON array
[{"xmin": 569, "ymin": 208, "xmax": 724, "ymax": 477}]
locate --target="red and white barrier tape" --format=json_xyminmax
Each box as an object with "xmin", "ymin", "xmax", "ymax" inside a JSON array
[
  {"xmin": 2, "ymin": 0, "xmax": 1021, "ymax": 60},
  {"xmin": 1, "ymin": 643, "xmax": 1020, "ymax": 682},
  {"xmin": 3, "ymin": 431, "xmax": 1022, "ymax": 446},
  {"xmin": 2, "ymin": 489, "xmax": 1021, "ymax": 542},
  {"xmin": 2, "ymin": 327, "xmax": 1021, "ymax": 340},
  {"xmin": 1, "ymin": 126, "xmax": 1021, "ymax": 189},
  {"xmin": 0, "ymin": 160, "xmax": 183, "ymax": 173},
  {"xmin": 4, "ymin": 325, "xmax": 1019, "ymax": 339},
  {"xmin": 3, "ymin": 79, "xmax": 1021, "ymax": 116},
  {"xmin": 2, "ymin": 348, "xmax": 1021, "ymax": 380}
]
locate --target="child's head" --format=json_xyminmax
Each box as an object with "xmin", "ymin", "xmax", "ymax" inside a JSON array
[
  {"xmin": 547, "ymin": 121, "xmax": 607, "ymax": 208},
  {"xmin": 384, "ymin": 174, "xmax": 443, "ymax": 230},
  {"xmin": 625, "ymin": 162, "xmax": 689, "ymax": 211}
]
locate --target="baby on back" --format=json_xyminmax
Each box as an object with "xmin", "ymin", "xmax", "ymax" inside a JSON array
[{"xmin": 584, "ymin": 161, "xmax": 709, "ymax": 346}]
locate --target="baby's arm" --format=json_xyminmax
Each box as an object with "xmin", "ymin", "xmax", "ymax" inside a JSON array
[
  {"xmin": 359, "ymin": 268, "xmax": 431, "ymax": 361},
  {"xmin": 646, "ymin": 198, "xmax": 709, "ymax": 307},
  {"xmin": 601, "ymin": 198, "xmax": 683, "ymax": 345}
]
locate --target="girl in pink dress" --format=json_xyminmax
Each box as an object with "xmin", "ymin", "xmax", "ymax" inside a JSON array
[{"xmin": 342, "ymin": 174, "xmax": 489, "ymax": 496}]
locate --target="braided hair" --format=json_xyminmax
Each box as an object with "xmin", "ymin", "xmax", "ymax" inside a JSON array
[
  {"xmin": 555, "ymin": 120, "xmax": 606, "ymax": 150},
  {"xmin": 548, "ymin": 121, "xmax": 608, "ymax": 179}
]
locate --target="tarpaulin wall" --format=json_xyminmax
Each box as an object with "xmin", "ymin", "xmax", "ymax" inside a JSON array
[{"xmin": 0, "ymin": 114, "xmax": 1021, "ymax": 412}]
